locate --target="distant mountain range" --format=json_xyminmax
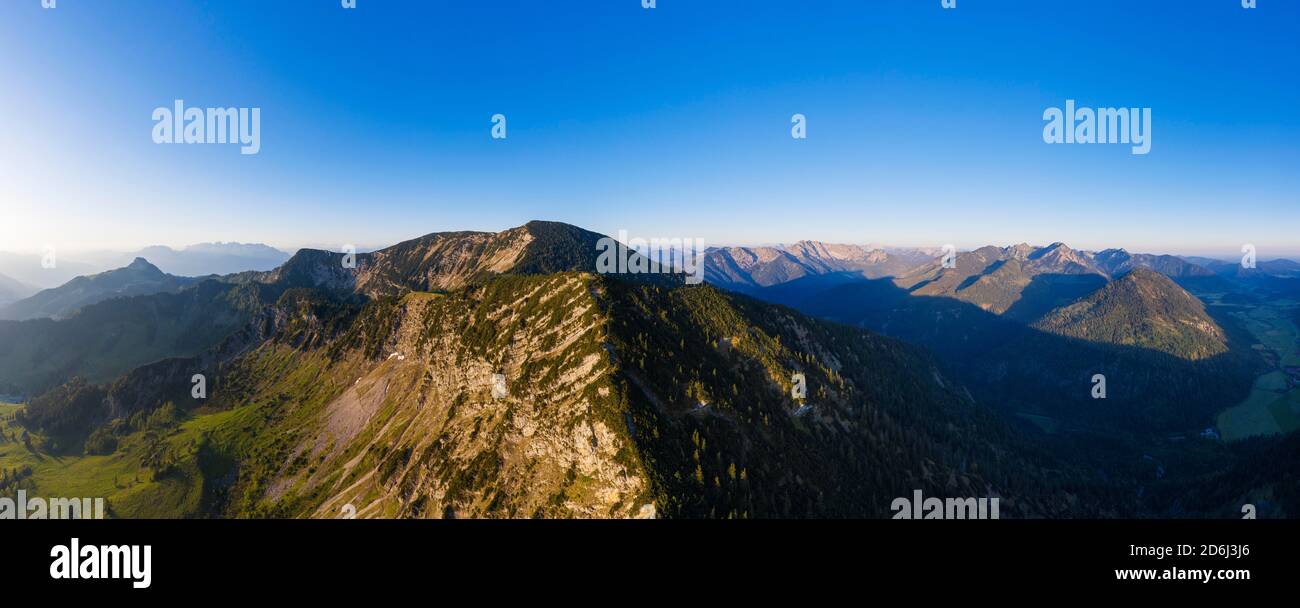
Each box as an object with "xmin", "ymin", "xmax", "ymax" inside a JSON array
[
  {"xmin": 1208, "ymin": 257, "xmax": 1300, "ymax": 279},
  {"xmin": 706, "ymin": 241, "xmax": 1293, "ymax": 290},
  {"xmin": 893, "ymin": 243, "xmax": 1229, "ymax": 323},
  {"xmin": 704, "ymin": 240, "xmax": 1295, "ymax": 322},
  {"xmin": 94, "ymin": 242, "xmax": 291, "ymax": 277},
  {"xmin": 1092, "ymin": 249, "xmax": 1216, "ymax": 278},
  {"xmin": 892, "ymin": 242, "xmax": 1107, "ymax": 320},
  {"xmin": 0, "ymin": 242, "xmax": 290, "ymax": 290},
  {"xmin": 0, "ymin": 258, "xmax": 200, "ymax": 321},
  {"xmin": 704, "ymin": 239, "xmax": 1270, "ymax": 443},
  {"xmin": 704, "ymin": 242, "xmax": 933, "ymax": 291}
]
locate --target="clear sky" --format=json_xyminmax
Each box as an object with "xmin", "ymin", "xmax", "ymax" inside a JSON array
[{"xmin": 1, "ymin": 0, "xmax": 1296, "ymax": 258}]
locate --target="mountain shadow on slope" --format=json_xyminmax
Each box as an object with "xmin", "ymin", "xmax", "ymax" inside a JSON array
[{"xmin": 792, "ymin": 276, "xmax": 1260, "ymax": 437}]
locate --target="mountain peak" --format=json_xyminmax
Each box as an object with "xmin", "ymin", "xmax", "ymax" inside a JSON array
[
  {"xmin": 121, "ymin": 257, "xmax": 168, "ymax": 278},
  {"xmin": 127, "ymin": 257, "xmax": 159, "ymax": 271},
  {"xmin": 1004, "ymin": 243, "xmax": 1038, "ymax": 259},
  {"xmin": 1031, "ymin": 242, "xmax": 1073, "ymax": 257},
  {"xmin": 1023, "ymin": 242, "xmax": 1102, "ymax": 276}
]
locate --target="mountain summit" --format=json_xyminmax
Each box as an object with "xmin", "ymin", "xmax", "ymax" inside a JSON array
[
  {"xmin": 127, "ymin": 257, "xmax": 162, "ymax": 272},
  {"xmin": 256, "ymin": 220, "xmax": 675, "ymax": 296}
]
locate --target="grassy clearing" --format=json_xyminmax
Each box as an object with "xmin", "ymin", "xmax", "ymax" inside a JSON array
[
  {"xmin": 0, "ymin": 402, "xmax": 204, "ymax": 517},
  {"xmin": 2, "ymin": 341, "xmax": 360, "ymax": 519},
  {"xmin": 1266, "ymin": 390, "xmax": 1300, "ymax": 434},
  {"xmin": 1218, "ymin": 302, "xmax": 1300, "ymax": 440},
  {"xmin": 1218, "ymin": 389, "xmax": 1284, "ymax": 440},
  {"xmin": 1255, "ymin": 370, "xmax": 1291, "ymax": 391},
  {"xmin": 1237, "ymin": 306, "xmax": 1300, "ymax": 365}
]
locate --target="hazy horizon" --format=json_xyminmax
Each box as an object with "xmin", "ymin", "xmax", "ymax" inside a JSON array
[{"xmin": 0, "ymin": 220, "xmax": 1295, "ymax": 264}]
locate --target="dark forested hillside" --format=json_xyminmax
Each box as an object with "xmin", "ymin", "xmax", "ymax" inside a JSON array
[
  {"xmin": 798, "ymin": 277, "xmax": 1259, "ymax": 436},
  {"xmin": 1033, "ymin": 269, "xmax": 1228, "ymax": 360},
  {"xmin": 0, "ymin": 279, "xmax": 280, "ymax": 398},
  {"xmin": 601, "ymin": 280, "xmax": 1116, "ymax": 517}
]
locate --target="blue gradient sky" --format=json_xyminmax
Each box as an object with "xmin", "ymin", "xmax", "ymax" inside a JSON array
[{"xmin": 1, "ymin": 0, "xmax": 1296, "ymax": 257}]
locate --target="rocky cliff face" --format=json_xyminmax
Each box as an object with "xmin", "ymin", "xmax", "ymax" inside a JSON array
[
  {"xmin": 278, "ymin": 275, "xmax": 649, "ymax": 518},
  {"xmin": 195, "ymin": 274, "xmax": 648, "ymax": 518}
]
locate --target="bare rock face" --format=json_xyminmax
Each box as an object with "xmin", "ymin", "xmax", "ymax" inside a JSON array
[
  {"xmin": 353, "ymin": 227, "xmax": 535, "ymax": 295},
  {"xmin": 255, "ymin": 274, "xmax": 652, "ymax": 519}
]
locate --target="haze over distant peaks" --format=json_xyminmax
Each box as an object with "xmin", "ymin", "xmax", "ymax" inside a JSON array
[
  {"xmin": 1092, "ymin": 248, "xmax": 1215, "ymax": 278},
  {"xmin": 0, "ymin": 272, "xmax": 38, "ymax": 306},
  {"xmin": 109, "ymin": 242, "xmax": 291, "ymax": 277},
  {"xmin": 0, "ymin": 252, "xmax": 102, "ymax": 290},
  {"xmin": 883, "ymin": 242, "xmax": 1235, "ymax": 320},
  {"xmin": 704, "ymin": 241, "xmax": 931, "ymax": 291},
  {"xmin": 0, "ymin": 258, "xmax": 198, "ymax": 321}
]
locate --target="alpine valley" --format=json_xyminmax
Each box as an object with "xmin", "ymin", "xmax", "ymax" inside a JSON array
[{"xmin": 2, "ymin": 222, "xmax": 1298, "ymax": 519}]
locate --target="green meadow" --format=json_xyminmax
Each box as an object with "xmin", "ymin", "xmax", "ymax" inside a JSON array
[
  {"xmin": 0, "ymin": 402, "xmax": 209, "ymax": 518},
  {"xmin": 1217, "ymin": 302, "xmax": 1300, "ymax": 441}
]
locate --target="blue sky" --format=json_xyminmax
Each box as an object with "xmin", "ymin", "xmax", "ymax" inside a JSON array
[{"xmin": 0, "ymin": 0, "xmax": 1297, "ymax": 258}]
